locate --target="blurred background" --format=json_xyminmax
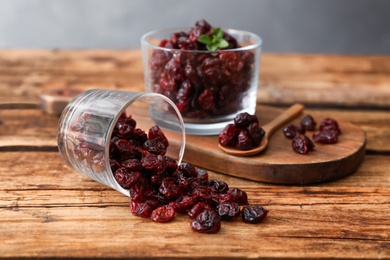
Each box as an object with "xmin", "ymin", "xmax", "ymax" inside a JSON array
[{"xmin": 0, "ymin": 0, "xmax": 389, "ymax": 54}]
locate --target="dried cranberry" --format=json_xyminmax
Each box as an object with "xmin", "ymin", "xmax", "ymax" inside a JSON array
[
  {"xmin": 170, "ymin": 196, "xmax": 198, "ymax": 214},
  {"xmin": 227, "ymin": 188, "xmax": 249, "ymax": 205},
  {"xmin": 159, "ymin": 177, "xmax": 183, "ymax": 200},
  {"xmin": 313, "ymin": 130, "xmax": 339, "ymax": 144},
  {"xmin": 319, "ymin": 118, "xmax": 341, "ymax": 134},
  {"xmin": 292, "ymin": 134, "xmax": 315, "ymax": 154},
  {"xmin": 198, "ymin": 89, "xmax": 216, "ymax": 112},
  {"xmin": 208, "ymin": 179, "xmax": 229, "ymax": 194},
  {"xmin": 218, "ymin": 124, "xmax": 239, "ymax": 147},
  {"xmin": 188, "ymin": 202, "xmax": 214, "ymax": 219},
  {"xmin": 247, "ymin": 123, "xmax": 265, "ymax": 147},
  {"xmin": 300, "ymin": 114, "xmax": 317, "ymax": 131},
  {"xmin": 114, "ymin": 167, "xmax": 130, "ymax": 188},
  {"xmin": 148, "ymin": 125, "xmax": 169, "ymax": 147},
  {"xmin": 217, "ymin": 203, "xmax": 240, "ymax": 220},
  {"xmin": 130, "ymin": 201, "xmax": 153, "ymax": 218},
  {"xmin": 115, "ymin": 139, "xmax": 141, "ymax": 161},
  {"xmin": 234, "ymin": 112, "xmax": 258, "ymax": 128},
  {"xmin": 235, "ymin": 129, "xmax": 253, "ymax": 150},
  {"xmin": 188, "ymin": 19, "xmax": 212, "ymax": 43},
  {"xmin": 241, "ymin": 205, "xmax": 268, "ymax": 224},
  {"xmin": 150, "ymin": 205, "xmax": 175, "ymax": 223},
  {"xmin": 191, "ymin": 209, "xmax": 221, "ymax": 233},
  {"xmin": 283, "ymin": 124, "xmax": 305, "ymax": 138}
]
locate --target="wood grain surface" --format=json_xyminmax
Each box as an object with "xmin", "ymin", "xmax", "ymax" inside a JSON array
[{"xmin": 0, "ymin": 50, "xmax": 389, "ymax": 259}]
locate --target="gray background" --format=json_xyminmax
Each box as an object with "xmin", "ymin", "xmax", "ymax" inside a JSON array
[{"xmin": 0, "ymin": 0, "xmax": 389, "ymax": 54}]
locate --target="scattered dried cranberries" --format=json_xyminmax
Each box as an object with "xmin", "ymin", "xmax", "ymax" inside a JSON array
[
  {"xmin": 93, "ymin": 112, "xmax": 267, "ymax": 233},
  {"xmin": 284, "ymin": 114, "xmax": 342, "ymax": 154}
]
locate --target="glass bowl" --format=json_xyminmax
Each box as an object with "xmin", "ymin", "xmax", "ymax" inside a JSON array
[
  {"xmin": 57, "ymin": 89, "xmax": 186, "ymax": 196},
  {"xmin": 141, "ymin": 27, "xmax": 262, "ymax": 135}
]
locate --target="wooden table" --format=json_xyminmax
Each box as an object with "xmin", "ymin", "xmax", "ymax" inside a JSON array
[{"xmin": 1, "ymin": 50, "xmax": 389, "ymax": 259}]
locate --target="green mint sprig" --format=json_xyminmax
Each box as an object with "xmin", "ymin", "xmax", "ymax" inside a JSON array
[{"xmin": 197, "ymin": 28, "xmax": 229, "ymax": 51}]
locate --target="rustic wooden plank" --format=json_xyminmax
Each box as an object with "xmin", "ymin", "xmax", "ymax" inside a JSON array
[
  {"xmin": 0, "ymin": 152, "xmax": 389, "ymax": 258},
  {"xmin": 0, "ymin": 50, "xmax": 389, "ymax": 108}
]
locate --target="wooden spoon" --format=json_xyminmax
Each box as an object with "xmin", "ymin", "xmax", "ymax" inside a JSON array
[{"xmin": 219, "ymin": 103, "xmax": 305, "ymax": 157}]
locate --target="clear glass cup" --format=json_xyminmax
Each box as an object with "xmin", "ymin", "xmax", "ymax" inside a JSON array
[
  {"xmin": 141, "ymin": 27, "xmax": 262, "ymax": 135},
  {"xmin": 57, "ymin": 89, "xmax": 186, "ymax": 196}
]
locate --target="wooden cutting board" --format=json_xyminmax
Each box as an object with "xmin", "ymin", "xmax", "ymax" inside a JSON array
[{"xmin": 165, "ymin": 105, "xmax": 366, "ymax": 185}]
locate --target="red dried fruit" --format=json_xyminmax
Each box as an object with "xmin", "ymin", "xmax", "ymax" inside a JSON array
[
  {"xmin": 241, "ymin": 205, "xmax": 268, "ymax": 224},
  {"xmin": 319, "ymin": 118, "xmax": 341, "ymax": 134},
  {"xmin": 217, "ymin": 203, "xmax": 240, "ymax": 220},
  {"xmin": 234, "ymin": 112, "xmax": 258, "ymax": 128},
  {"xmin": 313, "ymin": 130, "xmax": 339, "ymax": 144},
  {"xmin": 292, "ymin": 134, "xmax": 315, "ymax": 154},
  {"xmin": 150, "ymin": 205, "xmax": 175, "ymax": 223},
  {"xmin": 188, "ymin": 202, "xmax": 214, "ymax": 219},
  {"xmin": 235, "ymin": 129, "xmax": 253, "ymax": 150},
  {"xmin": 130, "ymin": 201, "xmax": 153, "ymax": 218},
  {"xmin": 283, "ymin": 124, "xmax": 305, "ymax": 138},
  {"xmin": 208, "ymin": 179, "xmax": 229, "ymax": 194},
  {"xmin": 227, "ymin": 188, "xmax": 249, "ymax": 205},
  {"xmin": 218, "ymin": 124, "xmax": 239, "ymax": 147},
  {"xmin": 159, "ymin": 177, "xmax": 184, "ymax": 200},
  {"xmin": 190, "ymin": 209, "xmax": 221, "ymax": 233},
  {"xmin": 247, "ymin": 123, "xmax": 265, "ymax": 146},
  {"xmin": 300, "ymin": 114, "xmax": 317, "ymax": 131},
  {"xmin": 170, "ymin": 196, "xmax": 198, "ymax": 214},
  {"xmin": 148, "ymin": 125, "xmax": 169, "ymax": 148}
]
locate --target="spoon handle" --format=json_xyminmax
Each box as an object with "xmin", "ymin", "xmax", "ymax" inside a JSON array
[{"xmin": 262, "ymin": 103, "xmax": 305, "ymax": 135}]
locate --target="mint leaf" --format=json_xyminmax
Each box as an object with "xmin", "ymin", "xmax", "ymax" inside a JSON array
[
  {"xmin": 198, "ymin": 34, "xmax": 211, "ymax": 45},
  {"xmin": 197, "ymin": 27, "xmax": 229, "ymax": 51}
]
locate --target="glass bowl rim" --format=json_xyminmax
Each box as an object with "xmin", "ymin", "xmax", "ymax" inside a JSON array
[{"xmin": 141, "ymin": 27, "xmax": 262, "ymax": 53}]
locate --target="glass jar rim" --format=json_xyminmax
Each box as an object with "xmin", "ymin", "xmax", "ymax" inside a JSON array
[{"xmin": 141, "ymin": 27, "xmax": 262, "ymax": 53}]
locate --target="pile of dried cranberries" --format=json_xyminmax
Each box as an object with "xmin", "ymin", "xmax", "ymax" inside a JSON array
[
  {"xmin": 283, "ymin": 115, "xmax": 341, "ymax": 154},
  {"xmin": 106, "ymin": 112, "xmax": 268, "ymax": 233},
  {"xmin": 148, "ymin": 19, "xmax": 256, "ymax": 119},
  {"xmin": 218, "ymin": 112, "xmax": 265, "ymax": 150}
]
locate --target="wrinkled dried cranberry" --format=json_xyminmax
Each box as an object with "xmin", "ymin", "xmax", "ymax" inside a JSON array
[
  {"xmin": 283, "ymin": 124, "xmax": 305, "ymax": 138},
  {"xmin": 148, "ymin": 125, "xmax": 169, "ymax": 147},
  {"xmin": 241, "ymin": 205, "xmax": 268, "ymax": 224},
  {"xmin": 170, "ymin": 196, "xmax": 198, "ymax": 214},
  {"xmin": 159, "ymin": 177, "xmax": 184, "ymax": 200},
  {"xmin": 217, "ymin": 203, "xmax": 240, "ymax": 220},
  {"xmin": 235, "ymin": 129, "xmax": 253, "ymax": 150},
  {"xmin": 301, "ymin": 114, "xmax": 317, "ymax": 131},
  {"xmin": 218, "ymin": 124, "xmax": 239, "ymax": 147},
  {"xmin": 208, "ymin": 179, "xmax": 229, "ymax": 194},
  {"xmin": 228, "ymin": 188, "xmax": 249, "ymax": 205},
  {"xmin": 190, "ymin": 209, "xmax": 221, "ymax": 233},
  {"xmin": 130, "ymin": 201, "xmax": 153, "ymax": 218},
  {"xmin": 247, "ymin": 123, "xmax": 265, "ymax": 146},
  {"xmin": 122, "ymin": 158, "xmax": 143, "ymax": 171},
  {"xmin": 319, "ymin": 118, "xmax": 341, "ymax": 134},
  {"xmin": 292, "ymin": 134, "xmax": 315, "ymax": 154},
  {"xmin": 150, "ymin": 205, "xmax": 175, "ymax": 223},
  {"xmin": 313, "ymin": 130, "xmax": 339, "ymax": 144},
  {"xmin": 234, "ymin": 112, "xmax": 258, "ymax": 128},
  {"xmin": 188, "ymin": 202, "xmax": 214, "ymax": 219}
]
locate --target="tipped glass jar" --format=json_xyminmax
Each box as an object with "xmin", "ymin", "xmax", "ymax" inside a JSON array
[
  {"xmin": 141, "ymin": 21, "xmax": 262, "ymax": 135},
  {"xmin": 57, "ymin": 89, "xmax": 186, "ymax": 196}
]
